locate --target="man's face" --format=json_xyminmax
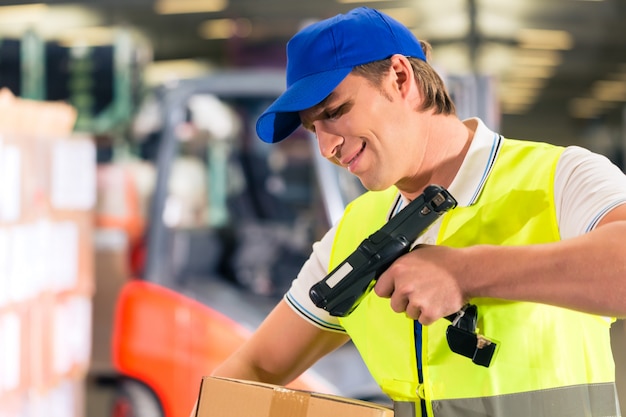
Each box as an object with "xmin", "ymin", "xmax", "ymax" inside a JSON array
[{"xmin": 300, "ymin": 72, "xmax": 428, "ymax": 192}]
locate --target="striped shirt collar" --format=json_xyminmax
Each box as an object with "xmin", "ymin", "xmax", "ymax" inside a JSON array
[{"xmin": 394, "ymin": 118, "xmax": 501, "ymax": 213}]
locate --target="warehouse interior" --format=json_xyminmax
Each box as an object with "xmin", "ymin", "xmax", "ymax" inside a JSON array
[{"xmin": 1, "ymin": 1, "xmax": 626, "ymax": 417}]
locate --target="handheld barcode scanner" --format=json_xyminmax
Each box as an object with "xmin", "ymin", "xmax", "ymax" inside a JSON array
[{"xmin": 309, "ymin": 185, "xmax": 497, "ymax": 367}]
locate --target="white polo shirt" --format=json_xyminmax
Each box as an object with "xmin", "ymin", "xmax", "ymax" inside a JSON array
[{"xmin": 286, "ymin": 118, "xmax": 626, "ymax": 332}]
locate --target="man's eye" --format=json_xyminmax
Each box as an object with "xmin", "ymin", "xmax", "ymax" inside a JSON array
[{"xmin": 326, "ymin": 109, "xmax": 341, "ymax": 120}]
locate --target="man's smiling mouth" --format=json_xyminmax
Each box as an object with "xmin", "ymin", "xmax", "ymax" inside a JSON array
[{"xmin": 344, "ymin": 142, "xmax": 366, "ymax": 170}]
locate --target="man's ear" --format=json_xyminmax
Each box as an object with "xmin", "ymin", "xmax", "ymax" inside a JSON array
[{"xmin": 388, "ymin": 54, "xmax": 416, "ymax": 99}]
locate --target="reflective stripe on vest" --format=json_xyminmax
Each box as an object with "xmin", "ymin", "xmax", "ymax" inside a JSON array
[
  {"xmin": 395, "ymin": 382, "xmax": 619, "ymax": 417},
  {"xmin": 331, "ymin": 138, "xmax": 619, "ymax": 417}
]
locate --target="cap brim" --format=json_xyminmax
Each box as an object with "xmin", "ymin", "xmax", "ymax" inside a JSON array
[{"xmin": 256, "ymin": 67, "xmax": 353, "ymax": 143}]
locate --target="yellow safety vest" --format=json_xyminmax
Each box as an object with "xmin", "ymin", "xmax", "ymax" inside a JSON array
[{"xmin": 330, "ymin": 138, "xmax": 619, "ymax": 417}]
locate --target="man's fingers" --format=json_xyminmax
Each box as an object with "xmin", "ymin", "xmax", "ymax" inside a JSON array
[
  {"xmin": 405, "ymin": 304, "xmax": 422, "ymax": 321},
  {"xmin": 389, "ymin": 293, "xmax": 409, "ymax": 314},
  {"xmin": 374, "ymin": 273, "xmax": 394, "ymax": 298}
]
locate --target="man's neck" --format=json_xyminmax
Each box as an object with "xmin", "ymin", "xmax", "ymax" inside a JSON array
[{"xmin": 398, "ymin": 116, "xmax": 474, "ymax": 201}]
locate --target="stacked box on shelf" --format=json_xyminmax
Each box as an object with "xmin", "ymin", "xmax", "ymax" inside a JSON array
[{"xmin": 0, "ymin": 88, "xmax": 96, "ymax": 417}]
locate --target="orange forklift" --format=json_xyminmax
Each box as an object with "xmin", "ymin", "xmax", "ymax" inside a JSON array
[{"xmin": 103, "ymin": 69, "xmax": 385, "ymax": 417}]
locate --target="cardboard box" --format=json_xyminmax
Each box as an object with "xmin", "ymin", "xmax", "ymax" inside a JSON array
[{"xmin": 195, "ymin": 377, "xmax": 393, "ymax": 417}]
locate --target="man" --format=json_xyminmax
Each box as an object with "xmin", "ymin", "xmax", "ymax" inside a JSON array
[{"xmin": 209, "ymin": 7, "xmax": 626, "ymax": 416}]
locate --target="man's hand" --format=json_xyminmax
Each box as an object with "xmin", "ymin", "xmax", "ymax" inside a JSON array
[
  {"xmin": 374, "ymin": 244, "xmax": 467, "ymax": 324},
  {"xmin": 374, "ymin": 204, "xmax": 626, "ymax": 324}
]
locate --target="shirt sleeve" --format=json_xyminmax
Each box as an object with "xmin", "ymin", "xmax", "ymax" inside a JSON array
[
  {"xmin": 555, "ymin": 146, "xmax": 626, "ymax": 239},
  {"xmin": 284, "ymin": 224, "xmax": 346, "ymax": 333}
]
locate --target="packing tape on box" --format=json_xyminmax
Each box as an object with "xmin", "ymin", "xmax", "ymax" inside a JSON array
[{"xmin": 270, "ymin": 387, "xmax": 310, "ymax": 417}]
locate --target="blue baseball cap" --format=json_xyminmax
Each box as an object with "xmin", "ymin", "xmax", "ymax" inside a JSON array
[{"xmin": 256, "ymin": 7, "xmax": 427, "ymax": 143}]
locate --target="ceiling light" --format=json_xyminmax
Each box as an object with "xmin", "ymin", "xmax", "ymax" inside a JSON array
[
  {"xmin": 501, "ymin": 81, "xmax": 539, "ymax": 92},
  {"xmin": 517, "ymin": 29, "xmax": 573, "ymax": 50},
  {"xmin": 569, "ymin": 98, "xmax": 604, "ymax": 119},
  {"xmin": 500, "ymin": 89, "xmax": 538, "ymax": 102},
  {"xmin": 502, "ymin": 78, "xmax": 546, "ymax": 90},
  {"xmin": 155, "ymin": 0, "xmax": 227, "ymax": 15},
  {"xmin": 0, "ymin": 4, "xmax": 102, "ymax": 39},
  {"xmin": 501, "ymin": 101, "xmax": 532, "ymax": 114},
  {"xmin": 337, "ymin": 0, "xmax": 394, "ymax": 3},
  {"xmin": 591, "ymin": 80, "xmax": 626, "ymax": 102},
  {"xmin": 508, "ymin": 65, "xmax": 556, "ymax": 79},
  {"xmin": 514, "ymin": 50, "xmax": 562, "ymax": 67},
  {"xmin": 198, "ymin": 18, "xmax": 251, "ymax": 39},
  {"xmin": 144, "ymin": 59, "xmax": 215, "ymax": 86},
  {"xmin": 0, "ymin": 3, "xmax": 48, "ymax": 33},
  {"xmin": 0, "ymin": 3, "xmax": 47, "ymax": 22}
]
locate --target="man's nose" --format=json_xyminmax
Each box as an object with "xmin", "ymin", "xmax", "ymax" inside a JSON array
[{"xmin": 316, "ymin": 127, "xmax": 344, "ymax": 160}]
